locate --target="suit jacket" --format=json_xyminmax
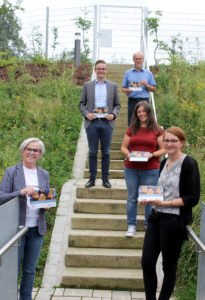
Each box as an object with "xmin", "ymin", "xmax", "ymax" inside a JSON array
[
  {"xmin": 0, "ymin": 162, "xmax": 50, "ymax": 235},
  {"xmin": 79, "ymin": 79, "xmax": 121, "ymax": 128}
]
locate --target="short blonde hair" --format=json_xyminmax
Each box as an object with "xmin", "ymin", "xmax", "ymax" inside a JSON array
[{"xmin": 19, "ymin": 138, "xmax": 45, "ymax": 155}]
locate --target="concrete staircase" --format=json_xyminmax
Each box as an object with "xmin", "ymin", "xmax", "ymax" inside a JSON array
[{"xmin": 61, "ymin": 64, "xmax": 146, "ymax": 291}]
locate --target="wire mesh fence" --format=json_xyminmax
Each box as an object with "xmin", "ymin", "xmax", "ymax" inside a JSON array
[{"xmin": 15, "ymin": 5, "xmax": 205, "ymax": 64}]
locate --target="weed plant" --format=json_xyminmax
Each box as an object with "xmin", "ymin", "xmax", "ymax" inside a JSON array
[
  {"xmin": 156, "ymin": 57, "xmax": 205, "ymax": 299},
  {"xmin": 0, "ymin": 63, "xmax": 84, "ymax": 285}
]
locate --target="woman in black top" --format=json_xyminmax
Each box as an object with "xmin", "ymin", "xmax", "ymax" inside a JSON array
[{"xmin": 141, "ymin": 126, "xmax": 200, "ymax": 300}]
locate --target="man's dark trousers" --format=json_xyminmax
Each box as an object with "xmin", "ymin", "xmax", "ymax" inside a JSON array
[{"xmin": 86, "ymin": 119, "xmax": 113, "ymax": 181}]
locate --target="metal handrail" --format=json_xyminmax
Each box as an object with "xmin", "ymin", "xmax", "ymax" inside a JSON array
[
  {"xmin": 0, "ymin": 226, "xmax": 28, "ymax": 264},
  {"xmin": 186, "ymin": 225, "xmax": 205, "ymax": 252},
  {"xmin": 141, "ymin": 7, "xmax": 157, "ymax": 122}
]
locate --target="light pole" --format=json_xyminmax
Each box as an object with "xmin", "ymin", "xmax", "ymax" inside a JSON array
[{"xmin": 74, "ymin": 32, "xmax": 81, "ymax": 67}]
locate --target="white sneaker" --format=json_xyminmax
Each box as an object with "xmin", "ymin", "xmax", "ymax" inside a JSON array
[{"xmin": 126, "ymin": 225, "xmax": 136, "ymax": 237}]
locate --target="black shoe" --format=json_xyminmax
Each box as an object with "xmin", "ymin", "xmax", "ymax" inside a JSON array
[
  {"xmin": 102, "ymin": 179, "xmax": 112, "ymax": 188},
  {"xmin": 85, "ymin": 179, "xmax": 95, "ymax": 188}
]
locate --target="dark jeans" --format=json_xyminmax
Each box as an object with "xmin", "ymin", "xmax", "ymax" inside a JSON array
[
  {"xmin": 128, "ymin": 98, "xmax": 149, "ymax": 125},
  {"xmin": 141, "ymin": 210, "xmax": 184, "ymax": 300},
  {"xmin": 86, "ymin": 119, "xmax": 113, "ymax": 180},
  {"xmin": 18, "ymin": 227, "xmax": 44, "ymax": 300}
]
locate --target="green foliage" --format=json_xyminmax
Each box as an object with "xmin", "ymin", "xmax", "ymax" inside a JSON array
[
  {"xmin": 0, "ymin": 0, "xmax": 26, "ymax": 55},
  {"xmin": 156, "ymin": 59, "xmax": 205, "ymax": 144},
  {"xmin": 0, "ymin": 51, "xmax": 18, "ymax": 66},
  {"xmin": 30, "ymin": 26, "xmax": 43, "ymax": 56},
  {"xmin": 146, "ymin": 11, "xmax": 187, "ymax": 65},
  {"xmin": 74, "ymin": 7, "xmax": 92, "ymax": 62},
  {"xmin": 51, "ymin": 27, "xmax": 59, "ymax": 56},
  {"xmin": 30, "ymin": 54, "xmax": 49, "ymax": 65},
  {"xmin": 174, "ymin": 205, "xmax": 201, "ymax": 300},
  {"xmin": 0, "ymin": 64, "xmax": 85, "ymax": 285},
  {"xmin": 145, "ymin": 11, "xmax": 162, "ymax": 65}
]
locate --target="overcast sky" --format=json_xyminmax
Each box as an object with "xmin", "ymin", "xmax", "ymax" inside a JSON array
[{"xmin": 4, "ymin": 0, "xmax": 205, "ymax": 13}]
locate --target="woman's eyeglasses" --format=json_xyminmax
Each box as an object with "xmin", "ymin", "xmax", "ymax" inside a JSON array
[
  {"xmin": 24, "ymin": 147, "xmax": 41, "ymax": 153},
  {"xmin": 163, "ymin": 139, "xmax": 180, "ymax": 144}
]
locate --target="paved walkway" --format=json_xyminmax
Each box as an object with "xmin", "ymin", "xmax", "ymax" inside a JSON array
[{"xmin": 33, "ymin": 287, "xmax": 147, "ymax": 300}]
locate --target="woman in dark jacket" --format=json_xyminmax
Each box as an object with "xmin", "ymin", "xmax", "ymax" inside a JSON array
[{"xmin": 141, "ymin": 126, "xmax": 200, "ymax": 300}]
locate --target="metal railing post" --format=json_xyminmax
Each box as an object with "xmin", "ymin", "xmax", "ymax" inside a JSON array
[
  {"xmin": 196, "ymin": 202, "xmax": 205, "ymax": 300},
  {"xmin": 45, "ymin": 7, "xmax": 49, "ymax": 59},
  {"xmin": 93, "ymin": 5, "xmax": 99, "ymax": 63},
  {"xmin": 141, "ymin": 7, "xmax": 157, "ymax": 122}
]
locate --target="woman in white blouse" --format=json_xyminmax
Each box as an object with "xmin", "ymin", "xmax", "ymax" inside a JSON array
[{"xmin": 0, "ymin": 137, "xmax": 50, "ymax": 300}]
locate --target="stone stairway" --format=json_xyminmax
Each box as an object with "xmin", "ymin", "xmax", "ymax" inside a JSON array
[{"xmin": 61, "ymin": 64, "xmax": 146, "ymax": 291}]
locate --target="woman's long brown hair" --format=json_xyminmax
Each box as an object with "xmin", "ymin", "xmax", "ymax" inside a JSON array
[{"xmin": 129, "ymin": 101, "xmax": 162, "ymax": 135}]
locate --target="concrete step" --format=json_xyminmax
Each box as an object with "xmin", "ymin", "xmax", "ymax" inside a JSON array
[
  {"xmin": 107, "ymin": 63, "xmax": 132, "ymax": 71},
  {"xmin": 86, "ymin": 159, "xmax": 124, "ymax": 170},
  {"xmin": 69, "ymin": 229, "xmax": 144, "ymax": 249},
  {"xmin": 97, "ymin": 141, "xmax": 121, "ymax": 150},
  {"xmin": 93, "ymin": 150, "xmax": 124, "ymax": 160},
  {"xmin": 116, "ymin": 112, "xmax": 127, "ymax": 119},
  {"xmin": 113, "ymin": 128, "xmax": 127, "ymax": 135},
  {"xmin": 71, "ymin": 213, "xmax": 145, "ymax": 231},
  {"xmin": 61, "ymin": 267, "xmax": 144, "ymax": 290},
  {"xmin": 110, "ymin": 142, "xmax": 122, "ymax": 150},
  {"xmin": 83, "ymin": 170, "xmax": 123, "ymax": 180},
  {"xmin": 84, "ymin": 169, "xmax": 124, "ymax": 178},
  {"xmin": 96, "ymin": 150, "xmax": 124, "ymax": 160},
  {"xmin": 109, "ymin": 150, "xmax": 124, "ymax": 160},
  {"xmin": 115, "ymin": 120, "xmax": 127, "ymax": 127},
  {"xmin": 74, "ymin": 198, "xmax": 145, "ymax": 215},
  {"xmin": 112, "ymin": 134, "xmax": 124, "ymax": 143},
  {"xmin": 76, "ymin": 186, "xmax": 127, "ymax": 199},
  {"xmin": 74, "ymin": 199, "xmax": 126, "ymax": 214},
  {"xmin": 117, "ymin": 108, "xmax": 127, "ymax": 114},
  {"xmin": 65, "ymin": 248, "xmax": 142, "ymax": 268},
  {"xmin": 116, "ymin": 112, "xmax": 127, "ymax": 120}
]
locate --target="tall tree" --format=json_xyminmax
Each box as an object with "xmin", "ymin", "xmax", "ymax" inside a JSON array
[{"xmin": 0, "ymin": 0, "xmax": 26, "ymax": 56}]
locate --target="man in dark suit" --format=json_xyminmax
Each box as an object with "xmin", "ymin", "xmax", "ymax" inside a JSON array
[{"xmin": 79, "ymin": 59, "xmax": 120, "ymax": 188}]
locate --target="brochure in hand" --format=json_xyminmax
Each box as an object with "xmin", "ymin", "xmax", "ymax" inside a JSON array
[
  {"xmin": 129, "ymin": 81, "xmax": 143, "ymax": 92},
  {"xmin": 30, "ymin": 188, "xmax": 56, "ymax": 209},
  {"xmin": 93, "ymin": 107, "xmax": 108, "ymax": 118},
  {"xmin": 138, "ymin": 185, "xmax": 163, "ymax": 202},
  {"xmin": 129, "ymin": 151, "xmax": 150, "ymax": 162}
]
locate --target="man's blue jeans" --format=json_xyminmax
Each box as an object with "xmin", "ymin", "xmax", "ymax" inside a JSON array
[
  {"xmin": 86, "ymin": 119, "xmax": 113, "ymax": 180},
  {"xmin": 124, "ymin": 168, "xmax": 159, "ymax": 227},
  {"xmin": 18, "ymin": 227, "xmax": 44, "ymax": 300}
]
